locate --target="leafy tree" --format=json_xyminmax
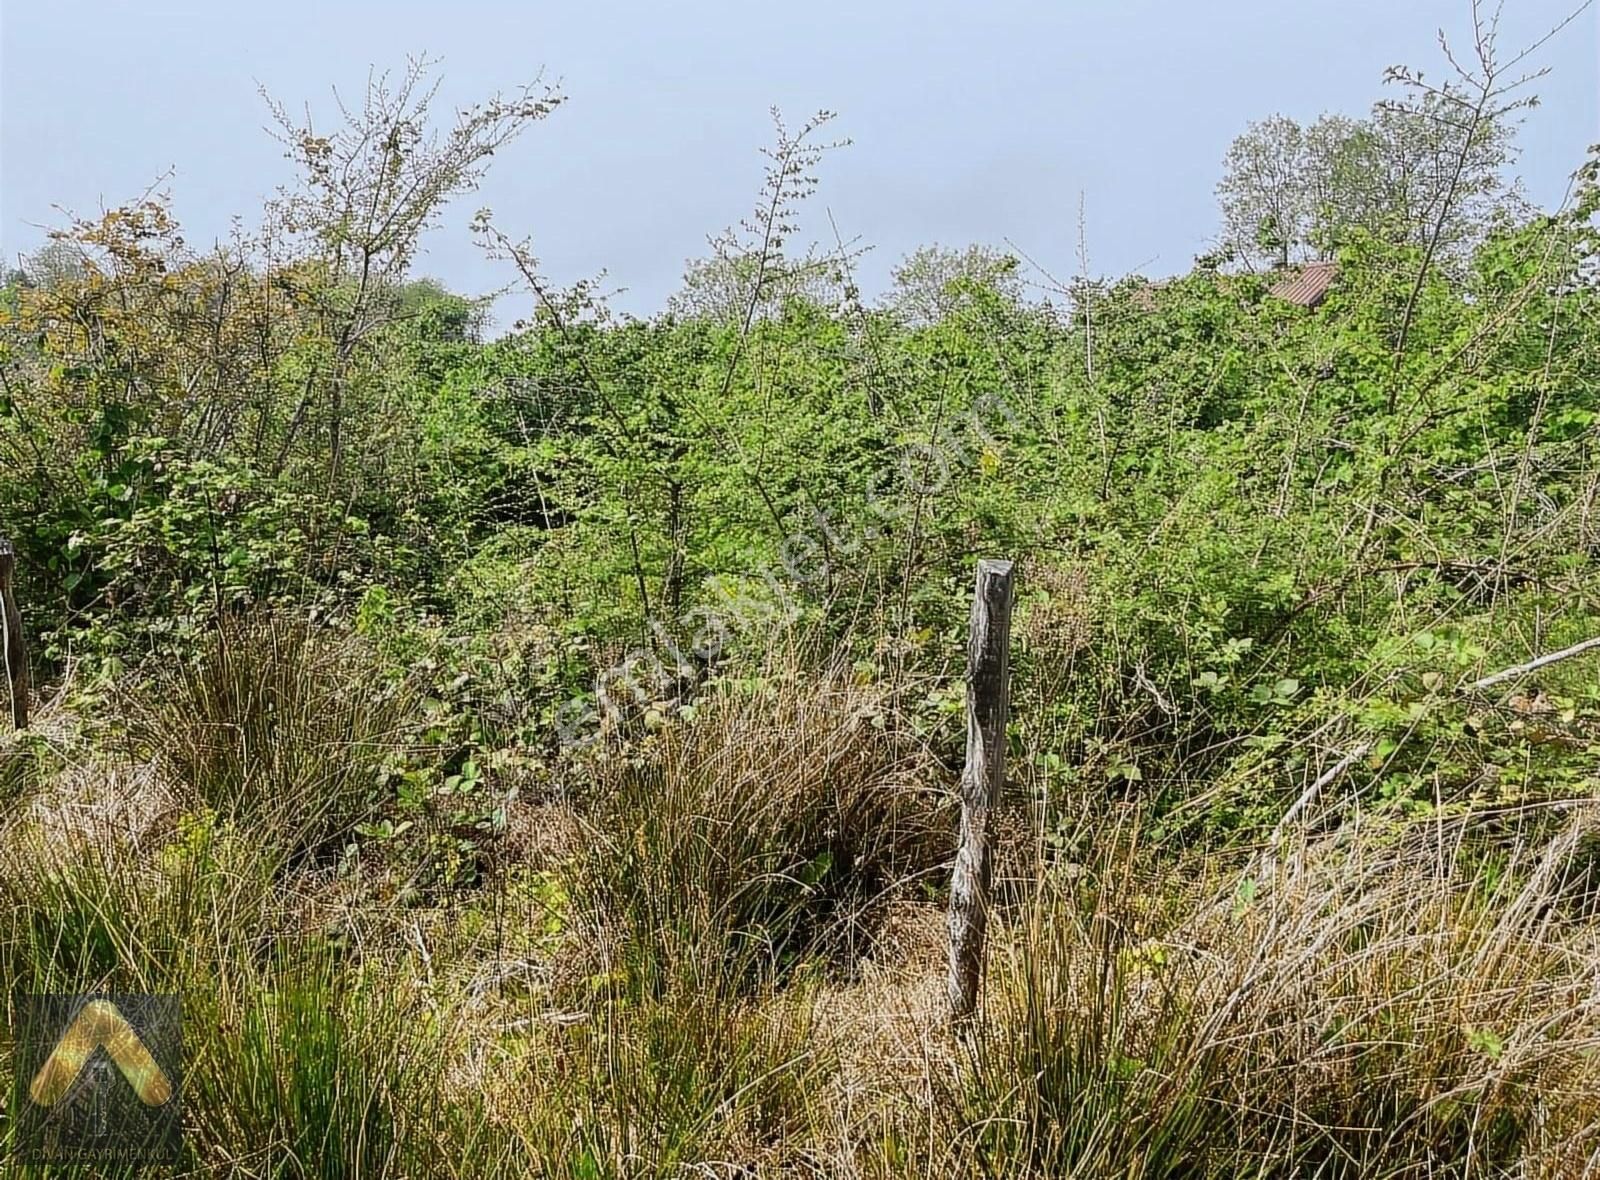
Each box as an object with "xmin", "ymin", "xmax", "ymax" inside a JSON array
[
  {"xmin": 392, "ymin": 277, "xmax": 488, "ymax": 344},
  {"xmin": 12, "ymin": 240, "xmax": 86, "ymax": 289},
  {"xmin": 885, "ymin": 243, "xmax": 1024, "ymax": 324},
  {"xmin": 1217, "ymin": 95, "xmax": 1516, "ymax": 268},
  {"xmin": 1217, "ymin": 114, "xmax": 1309, "ymax": 268},
  {"xmin": 665, "ymin": 249, "xmax": 839, "ymax": 323},
  {"xmin": 664, "ymin": 110, "xmax": 853, "ymax": 326},
  {"xmin": 261, "ymin": 56, "xmax": 561, "ymax": 479}
]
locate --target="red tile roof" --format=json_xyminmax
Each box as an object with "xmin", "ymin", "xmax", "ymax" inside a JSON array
[{"xmin": 1269, "ymin": 260, "xmax": 1338, "ymax": 309}]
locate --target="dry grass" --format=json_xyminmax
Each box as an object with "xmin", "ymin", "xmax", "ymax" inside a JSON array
[
  {"xmin": 127, "ymin": 611, "xmax": 411, "ymax": 863},
  {"xmin": 948, "ymin": 817, "xmax": 1600, "ymax": 1178},
  {"xmin": 2, "ymin": 636, "xmax": 1598, "ymax": 1177},
  {"xmin": 567, "ymin": 656, "xmax": 952, "ymax": 985}
]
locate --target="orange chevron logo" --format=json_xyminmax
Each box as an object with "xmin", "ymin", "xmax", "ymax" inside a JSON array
[{"xmin": 28, "ymin": 1000, "xmax": 174, "ymax": 1108}]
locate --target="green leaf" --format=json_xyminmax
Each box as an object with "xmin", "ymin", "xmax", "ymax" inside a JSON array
[{"xmin": 1467, "ymin": 1027, "xmax": 1505, "ymax": 1061}]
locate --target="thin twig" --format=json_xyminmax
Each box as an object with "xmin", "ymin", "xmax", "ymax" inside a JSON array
[{"xmin": 1469, "ymin": 635, "xmax": 1600, "ymax": 691}]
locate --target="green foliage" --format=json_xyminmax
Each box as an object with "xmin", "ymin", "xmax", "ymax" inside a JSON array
[{"xmin": 4, "ymin": 45, "xmax": 1600, "ymax": 1179}]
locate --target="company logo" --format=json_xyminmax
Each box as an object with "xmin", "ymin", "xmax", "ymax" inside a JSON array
[
  {"xmin": 29, "ymin": 999, "xmax": 174, "ymax": 1108},
  {"xmin": 11, "ymin": 994, "xmax": 182, "ymax": 1164}
]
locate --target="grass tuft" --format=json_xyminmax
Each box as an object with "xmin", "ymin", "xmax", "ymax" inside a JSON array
[{"xmin": 130, "ymin": 611, "xmax": 410, "ymax": 863}]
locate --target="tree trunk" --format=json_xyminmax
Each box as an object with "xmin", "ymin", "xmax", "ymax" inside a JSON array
[{"xmin": 0, "ymin": 538, "xmax": 30, "ymax": 730}]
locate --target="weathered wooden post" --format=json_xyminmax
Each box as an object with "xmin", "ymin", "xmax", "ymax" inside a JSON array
[
  {"xmin": 0, "ymin": 538, "xmax": 29, "ymax": 731},
  {"xmin": 948, "ymin": 557, "xmax": 1014, "ymax": 1025}
]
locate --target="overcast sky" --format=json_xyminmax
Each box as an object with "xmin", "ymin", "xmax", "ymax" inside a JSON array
[{"xmin": 2, "ymin": 1, "xmax": 1596, "ymax": 319}]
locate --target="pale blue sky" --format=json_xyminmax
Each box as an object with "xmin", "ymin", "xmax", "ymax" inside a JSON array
[{"xmin": 2, "ymin": 1, "xmax": 1596, "ymax": 317}]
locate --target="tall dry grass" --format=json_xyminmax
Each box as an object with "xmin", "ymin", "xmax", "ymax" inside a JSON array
[
  {"xmin": 2, "ymin": 630, "xmax": 1598, "ymax": 1177},
  {"xmin": 943, "ymin": 817, "xmax": 1600, "ymax": 1178},
  {"xmin": 127, "ymin": 612, "xmax": 410, "ymax": 863},
  {"xmin": 567, "ymin": 656, "xmax": 951, "ymax": 989}
]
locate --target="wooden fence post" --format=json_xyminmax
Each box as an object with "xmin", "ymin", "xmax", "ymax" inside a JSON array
[
  {"xmin": 0, "ymin": 538, "xmax": 29, "ymax": 731},
  {"xmin": 948, "ymin": 557, "xmax": 1014, "ymax": 1025}
]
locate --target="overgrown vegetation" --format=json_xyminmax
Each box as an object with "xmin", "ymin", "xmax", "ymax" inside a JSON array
[{"xmin": 3, "ymin": 9, "xmax": 1600, "ymax": 1176}]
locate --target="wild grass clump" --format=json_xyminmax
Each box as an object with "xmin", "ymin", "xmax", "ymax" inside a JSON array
[
  {"xmin": 130, "ymin": 611, "xmax": 410, "ymax": 862},
  {"xmin": 945, "ymin": 816, "xmax": 1600, "ymax": 1178},
  {"xmin": 0, "ymin": 805, "xmax": 282, "ymax": 1003},
  {"xmin": 0, "ymin": 804, "xmax": 513, "ymax": 1179},
  {"xmin": 0, "ymin": 740, "xmax": 36, "ymax": 811},
  {"xmin": 189, "ymin": 953, "xmax": 494, "ymax": 1180},
  {"xmin": 495, "ymin": 970, "xmax": 829, "ymax": 1176},
  {"xmin": 572, "ymin": 656, "xmax": 949, "ymax": 986}
]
